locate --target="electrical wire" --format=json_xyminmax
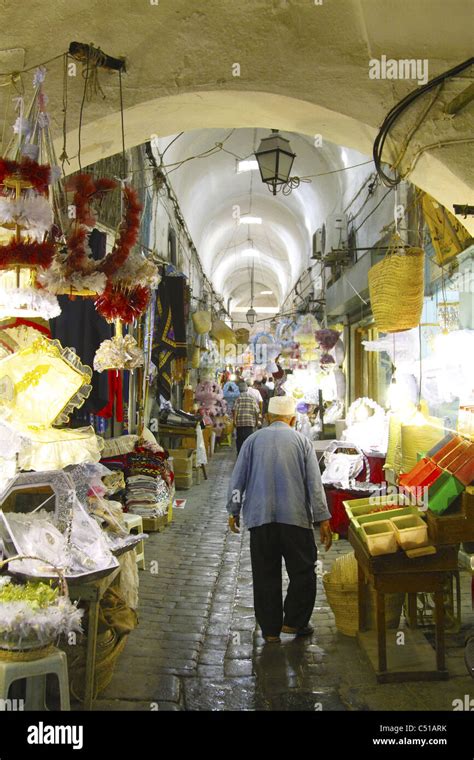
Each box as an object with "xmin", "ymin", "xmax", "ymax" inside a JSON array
[
  {"xmin": 373, "ymin": 57, "xmax": 474, "ymax": 187},
  {"xmin": 60, "ymin": 53, "xmax": 69, "ymax": 172},
  {"xmin": 0, "ymin": 52, "xmax": 65, "ymax": 79},
  {"xmin": 76, "ymin": 50, "xmax": 89, "ymax": 171},
  {"xmin": 354, "ymin": 187, "xmax": 393, "ymax": 233},
  {"xmin": 118, "ymin": 68, "xmax": 126, "ymax": 179}
]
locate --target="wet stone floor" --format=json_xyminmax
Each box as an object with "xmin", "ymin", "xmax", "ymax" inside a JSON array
[{"xmin": 94, "ymin": 449, "xmax": 474, "ymax": 712}]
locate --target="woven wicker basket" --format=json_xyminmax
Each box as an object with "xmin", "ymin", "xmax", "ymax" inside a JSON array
[
  {"xmin": 323, "ymin": 576, "xmax": 359, "ymax": 636},
  {"xmin": 368, "ymin": 241, "xmax": 425, "ymax": 332},
  {"xmin": 323, "ymin": 552, "xmax": 404, "ymax": 636},
  {"xmin": 0, "ymin": 643, "xmax": 55, "ymax": 661},
  {"xmin": 0, "ymin": 554, "xmax": 68, "ymax": 661}
]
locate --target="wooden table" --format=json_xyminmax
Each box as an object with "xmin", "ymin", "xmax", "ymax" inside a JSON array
[
  {"xmin": 68, "ymin": 566, "xmax": 121, "ymax": 710},
  {"xmin": 349, "ymin": 525, "xmax": 459, "ymax": 683}
]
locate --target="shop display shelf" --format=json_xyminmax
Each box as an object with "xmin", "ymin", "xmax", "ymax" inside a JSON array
[
  {"xmin": 390, "ymin": 513, "xmax": 428, "ymax": 550},
  {"xmin": 361, "ymin": 520, "xmax": 398, "ymax": 556}
]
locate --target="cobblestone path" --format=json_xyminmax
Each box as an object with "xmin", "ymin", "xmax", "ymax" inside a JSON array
[{"xmin": 95, "ymin": 449, "xmax": 474, "ymax": 712}]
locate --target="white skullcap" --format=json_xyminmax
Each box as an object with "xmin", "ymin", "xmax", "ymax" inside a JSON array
[{"xmin": 268, "ymin": 395, "xmax": 296, "ymax": 416}]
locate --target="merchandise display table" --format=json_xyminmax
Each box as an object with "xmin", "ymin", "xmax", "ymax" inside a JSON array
[
  {"xmin": 349, "ymin": 525, "xmax": 459, "ymax": 683},
  {"xmin": 68, "ymin": 566, "xmax": 121, "ymax": 710}
]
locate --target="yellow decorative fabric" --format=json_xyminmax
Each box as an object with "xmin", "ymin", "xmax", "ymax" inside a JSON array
[
  {"xmin": 0, "ymin": 335, "xmax": 92, "ymax": 428},
  {"xmin": 18, "ymin": 427, "xmax": 104, "ymax": 472}
]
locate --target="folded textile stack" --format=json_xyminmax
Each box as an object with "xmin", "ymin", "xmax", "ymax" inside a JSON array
[
  {"xmin": 127, "ymin": 443, "xmax": 174, "ymax": 488},
  {"xmin": 124, "ymin": 439, "xmax": 174, "ymax": 518},
  {"xmin": 125, "ymin": 476, "xmax": 170, "ymax": 518}
]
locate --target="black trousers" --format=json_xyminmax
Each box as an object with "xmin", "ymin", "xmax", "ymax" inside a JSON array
[
  {"xmin": 236, "ymin": 426, "xmax": 255, "ymax": 455},
  {"xmin": 249, "ymin": 523, "xmax": 317, "ymax": 637}
]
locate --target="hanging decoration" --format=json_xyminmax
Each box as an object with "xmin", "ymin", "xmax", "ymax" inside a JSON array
[
  {"xmin": 93, "ymin": 334, "xmax": 144, "ymax": 373},
  {"xmin": 94, "ymin": 282, "xmax": 150, "ymax": 324},
  {"xmin": 341, "ymin": 397, "xmax": 389, "ymax": 454}
]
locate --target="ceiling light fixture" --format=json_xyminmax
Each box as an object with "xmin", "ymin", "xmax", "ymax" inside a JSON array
[
  {"xmin": 260, "ymin": 290, "xmax": 273, "ymax": 295},
  {"xmin": 255, "ymin": 129, "xmax": 297, "ymax": 196},
  {"xmin": 237, "ymin": 159, "xmax": 259, "ymax": 173},
  {"xmin": 242, "ymin": 248, "xmax": 259, "ymax": 257},
  {"xmin": 239, "ymin": 215, "xmax": 262, "ymax": 225}
]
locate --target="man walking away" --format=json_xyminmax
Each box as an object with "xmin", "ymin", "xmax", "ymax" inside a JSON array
[
  {"xmin": 255, "ymin": 378, "xmax": 270, "ymax": 415},
  {"xmin": 233, "ymin": 380, "xmax": 260, "ymax": 455},
  {"xmin": 227, "ymin": 395, "xmax": 332, "ymax": 642}
]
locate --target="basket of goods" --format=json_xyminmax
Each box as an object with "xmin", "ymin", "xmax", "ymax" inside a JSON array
[
  {"xmin": 368, "ymin": 235, "xmax": 425, "ymax": 332},
  {"xmin": 0, "ymin": 556, "xmax": 83, "ymax": 661}
]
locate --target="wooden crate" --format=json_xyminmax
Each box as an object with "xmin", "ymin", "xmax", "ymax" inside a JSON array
[
  {"xmin": 168, "ymin": 449, "xmax": 194, "ymax": 476},
  {"xmin": 426, "ymin": 489, "xmax": 474, "ymax": 545},
  {"xmin": 142, "ymin": 514, "xmax": 168, "ymax": 532},
  {"xmin": 174, "ymin": 473, "xmax": 193, "ymax": 490}
]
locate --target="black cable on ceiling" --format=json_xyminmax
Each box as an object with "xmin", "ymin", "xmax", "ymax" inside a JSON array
[{"xmin": 373, "ymin": 57, "xmax": 474, "ymax": 188}]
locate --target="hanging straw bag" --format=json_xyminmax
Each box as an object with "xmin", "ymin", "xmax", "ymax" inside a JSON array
[
  {"xmin": 209, "ymin": 320, "xmax": 237, "ymax": 346},
  {"xmin": 234, "ymin": 328, "xmax": 250, "ymax": 346},
  {"xmin": 192, "ymin": 311, "xmax": 212, "ymax": 335},
  {"xmin": 368, "ymin": 236, "xmax": 425, "ymax": 332}
]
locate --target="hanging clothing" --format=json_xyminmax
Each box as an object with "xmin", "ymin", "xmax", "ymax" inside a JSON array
[
  {"xmin": 96, "ymin": 370, "xmax": 124, "ymax": 423},
  {"xmin": 151, "ymin": 273, "xmax": 188, "ymax": 400}
]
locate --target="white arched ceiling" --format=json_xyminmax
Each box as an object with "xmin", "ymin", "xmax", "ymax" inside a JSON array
[
  {"xmin": 153, "ymin": 128, "xmax": 356, "ymax": 315},
  {"xmin": 2, "ymin": 0, "xmax": 472, "ymax": 230}
]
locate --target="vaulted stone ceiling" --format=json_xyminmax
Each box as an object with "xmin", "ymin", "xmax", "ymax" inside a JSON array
[{"xmin": 1, "ymin": 0, "xmax": 472, "ymax": 316}]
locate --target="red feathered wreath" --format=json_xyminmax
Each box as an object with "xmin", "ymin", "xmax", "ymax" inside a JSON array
[
  {"xmin": 0, "ymin": 157, "xmax": 51, "ymax": 195},
  {"xmin": 64, "ymin": 175, "xmax": 141, "ymax": 278},
  {"xmin": 0, "ymin": 158, "xmax": 55, "ymax": 270},
  {"xmin": 65, "ymin": 174, "xmax": 118, "ymax": 274},
  {"xmin": 0, "ymin": 239, "xmax": 56, "ymax": 270}
]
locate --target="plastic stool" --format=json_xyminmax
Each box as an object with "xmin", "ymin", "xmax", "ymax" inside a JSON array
[
  {"xmin": 0, "ymin": 647, "xmax": 70, "ymax": 711},
  {"xmin": 122, "ymin": 513, "xmax": 146, "ymax": 570}
]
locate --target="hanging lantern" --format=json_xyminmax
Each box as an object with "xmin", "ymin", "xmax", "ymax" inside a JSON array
[
  {"xmin": 246, "ymin": 307, "xmax": 257, "ymax": 326},
  {"xmin": 255, "ymin": 130, "xmax": 296, "ymax": 195}
]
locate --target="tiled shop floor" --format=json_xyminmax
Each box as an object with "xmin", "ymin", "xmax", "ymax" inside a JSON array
[{"xmin": 94, "ymin": 448, "xmax": 474, "ymax": 712}]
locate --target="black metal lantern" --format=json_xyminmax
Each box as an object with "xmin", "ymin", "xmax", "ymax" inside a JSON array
[
  {"xmin": 255, "ymin": 129, "xmax": 296, "ymax": 195},
  {"xmin": 246, "ymin": 259, "xmax": 257, "ymax": 326},
  {"xmin": 246, "ymin": 307, "xmax": 257, "ymax": 326}
]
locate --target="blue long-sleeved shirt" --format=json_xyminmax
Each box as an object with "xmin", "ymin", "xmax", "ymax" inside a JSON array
[
  {"xmin": 223, "ymin": 381, "xmax": 240, "ymax": 412},
  {"xmin": 226, "ymin": 421, "xmax": 331, "ymax": 529}
]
